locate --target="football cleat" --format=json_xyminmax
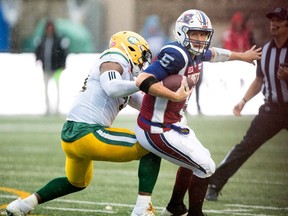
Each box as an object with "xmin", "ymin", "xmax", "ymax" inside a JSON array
[
  {"xmin": 131, "ymin": 202, "xmax": 156, "ymax": 216},
  {"xmin": 205, "ymin": 184, "xmax": 220, "ymax": 201},
  {"xmin": 6, "ymin": 198, "xmax": 32, "ymax": 216},
  {"xmin": 161, "ymin": 203, "xmax": 188, "ymax": 216}
]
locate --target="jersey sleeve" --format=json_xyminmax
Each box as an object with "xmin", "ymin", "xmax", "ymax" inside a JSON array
[
  {"xmin": 202, "ymin": 49, "xmax": 213, "ymax": 61},
  {"xmin": 144, "ymin": 46, "xmax": 187, "ymax": 81},
  {"xmin": 99, "ymin": 48, "xmax": 130, "ymax": 71}
]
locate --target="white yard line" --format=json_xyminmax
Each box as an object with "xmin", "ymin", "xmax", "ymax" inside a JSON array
[
  {"xmin": 1, "ymin": 195, "xmax": 287, "ymax": 215},
  {"xmin": 226, "ymin": 204, "xmax": 288, "ymax": 211},
  {"xmin": 44, "ymin": 206, "xmax": 116, "ymax": 214}
]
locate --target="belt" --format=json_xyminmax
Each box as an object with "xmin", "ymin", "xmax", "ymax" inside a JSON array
[{"xmin": 139, "ymin": 115, "xmax": 190, "ymax": 135}]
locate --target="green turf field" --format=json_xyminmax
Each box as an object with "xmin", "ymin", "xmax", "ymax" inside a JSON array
[{"xmin": 0, "ymin": 114, "xmax": 287, "ymax": 216}]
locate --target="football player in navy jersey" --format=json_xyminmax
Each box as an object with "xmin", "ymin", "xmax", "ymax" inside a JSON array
[{"xmin": 132, "ymin": 9, "xmax": 262, "ymax": 216}]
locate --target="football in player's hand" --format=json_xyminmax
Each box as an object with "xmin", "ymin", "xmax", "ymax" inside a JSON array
[{"xmin": 162, "ymin": 75, "xmax": 195, "ymax": 92}]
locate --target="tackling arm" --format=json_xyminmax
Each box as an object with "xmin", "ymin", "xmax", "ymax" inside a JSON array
[
  {"xmin": 128, "ymin": 92, "xmax": 144, "ymax": 111},
  {"xmin": 100, "ymin": 62, "xmax": 139, "ymax": 97}
]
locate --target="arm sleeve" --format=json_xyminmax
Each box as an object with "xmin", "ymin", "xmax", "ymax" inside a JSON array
[
  {"xmin": 128, "ymin": 92, "xmax": 144, "ymax": 111},
  {"xmin": 210, "ymin": 47, "xmax": 232, "ymax": 62},
  {"xmin": 100, "ymin": 70, "xmax": 139, "ymax": 97}
]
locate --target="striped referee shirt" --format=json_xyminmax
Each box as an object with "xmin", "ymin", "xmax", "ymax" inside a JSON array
[{"xmin": 257, "ymin": 39, "xmax": 288, "ymax": 104}]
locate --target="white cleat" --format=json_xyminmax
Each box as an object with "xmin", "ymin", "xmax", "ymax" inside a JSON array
[
  {"xmin": 6, "ymin": 198, "xmax": 32, "ymax": 216},
  {"xmin": 131, "ymin": 202, "xmax": 156, "ymax": 216}
]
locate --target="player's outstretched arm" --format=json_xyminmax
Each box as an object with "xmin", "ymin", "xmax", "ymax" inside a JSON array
[
  {"xmin": 210, "ymin": 45, "xmax": 262, "ymax": 65},
  {"xmin": 230, "ymin": 45, "xmax": 262, "ymax": 65}
]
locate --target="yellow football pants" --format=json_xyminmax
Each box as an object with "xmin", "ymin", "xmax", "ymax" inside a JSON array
[{"xmin": 61, "ymin": 127, "xmax": 149, "ymax": 188}]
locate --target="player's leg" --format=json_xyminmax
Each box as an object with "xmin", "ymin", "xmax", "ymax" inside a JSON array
[
  {"xmin": 136, "ymin": 125, "xmax": 215, "ymax": 176},
  {"xmin": 136, "ymin": 125, "xmax": 215, "ymax": 216},
  {"xmin": 71, "ymin": 127, "xmax": 161, "ymax": 216},
  {"xmin": 6, "ymin": 177, "xmax": 87, "ymax": 216},
  {"xmin": 6, "ymin": 140, "xmax": 91, "ymax": 215},
  {"xmin": 79, "ymin": 128, "xmax": 148, "ymax": 162},
  {"xmin": 187, "ymin": 175, "xmax": 210, "ymax": 216},
  {"xmin": 131, "ymin": 152, "xmax": 161, "ymax": 216},
  {"xmin": 86, "ymin": 127, "xmax": 161, "ymax": 215},
  {"xmin": 162, "ymin": 167, "xmax": 191, "ymax": 216}
]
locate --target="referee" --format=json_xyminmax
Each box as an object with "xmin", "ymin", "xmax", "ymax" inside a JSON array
[{"xmin": 206, "ymin": 7, "xmax": 288, "ymax": 201}]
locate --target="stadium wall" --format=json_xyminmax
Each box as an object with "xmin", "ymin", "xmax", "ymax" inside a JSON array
[{"xmin": 0, "ymin": 53, "xmax": 263, "ymax": 116}]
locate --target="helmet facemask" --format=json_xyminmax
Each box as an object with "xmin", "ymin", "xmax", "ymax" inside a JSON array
[
  {"xmin": 181, "ymin": 27, "xmax": 214, "ymax": 56},
  {"xmin": 122, "ymin": 43, "xmax": 152, "ymax": 77}
]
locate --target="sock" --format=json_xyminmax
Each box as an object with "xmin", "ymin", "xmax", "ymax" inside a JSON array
[
  {"xmin": 35, "ymin": 177, "xmax": 85, "ymax": 203},
  {"xmin": 188, "ymin": 176, "xmax": 209, "ymax": 215},
  {"xmin": 135, "ymin": 194, "xmax": 151, "ymax": 206},
  {"xmin": 23, "ymin": 194, "xmax": 38, "ymax": 209},
  {"xmin": 138, "ymin": 153, "xmax": 161, "ymax": 194},
  {"xmin": 132, "ymin": 194, "xmax": 152, "ymax": 214},
  {"xmin": 168, "ymin": 167, "xmax": 191, "ymax": 208}
]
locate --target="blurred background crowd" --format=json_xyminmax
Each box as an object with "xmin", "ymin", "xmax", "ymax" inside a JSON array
[
  {"xmin": 0, "ymin": 0, "xmax": 287, "ymax": 54},
  {"xmin": 0, "ymin": 0, "xmax": 287, "ymax": 116}
]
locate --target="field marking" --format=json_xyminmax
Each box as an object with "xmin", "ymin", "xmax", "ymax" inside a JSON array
[
  {"xmin": 54, "ymin": 199, "xmax": 134, "ymax": 208},
  {"xmin": 2, "ymin": 194, "xmax": 286, "ymax": 215},
  {"xmin": 44, "ymin": 206, "xmax": 116, "ymax": 214},
  {"xmin": 226, "ymin": 204, "xmax": 288, "ymax": 211},
  {"xmin": 0, "ymin": 187, "xmax": 30, "ymax": 199},
  {"xmin": 1, "ymin": 189, "xmax": 287, "ymax": 216},
  {"xmin": 205, "ymin": 209, "xmax": 270, "ymax": 216}
]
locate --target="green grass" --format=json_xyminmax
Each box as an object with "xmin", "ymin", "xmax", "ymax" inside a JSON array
[{"xmin": 0, "ymin": 114, "xmax": 287, "ymax": 215}]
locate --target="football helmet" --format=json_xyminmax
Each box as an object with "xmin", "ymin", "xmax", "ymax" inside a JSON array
[
  {"xmin": 109, "ymin": 31, "xmax": 152, "ymax": 76},
  {"xmin": 174, "ymin": 9, "xmax": 214, "ymax": 55}
]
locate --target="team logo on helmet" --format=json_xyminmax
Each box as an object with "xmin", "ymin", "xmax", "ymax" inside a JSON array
[
  {"xmin": 179, "ymin": 13, "xmax": 194, "ymax": 24},
  {"xmin": 127, "ymin": 36, "xmax": 140, "ymax": 44}
]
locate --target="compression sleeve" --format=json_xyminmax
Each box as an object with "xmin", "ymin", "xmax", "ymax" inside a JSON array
[
  {"xmin": 100, "ymin": 70, "xmax": 139, "ymax": 97},
  {"xmin": 210, "ymin": 47, "xmax": 232, "ymax": 62}
]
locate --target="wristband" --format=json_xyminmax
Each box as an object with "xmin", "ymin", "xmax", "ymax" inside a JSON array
[{"xmin": 139, "ymin": 76, "xmax": 158, "ymax": 93}]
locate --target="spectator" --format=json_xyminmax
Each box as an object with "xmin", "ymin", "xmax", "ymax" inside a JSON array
[
  {"xmin": 140, "ymin": 15, "xmax": 168, "ymax": 58},
  {"xmin": 206, "ymin": 7, "xmax": 288, "ymax": 201},
  {"xmin": 34, "ymin": 19, "xmax": 69, "ymax": 115},
  {"xmin": 223, "ymin": 11, "xmax": 254, "ymax": 52}
]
